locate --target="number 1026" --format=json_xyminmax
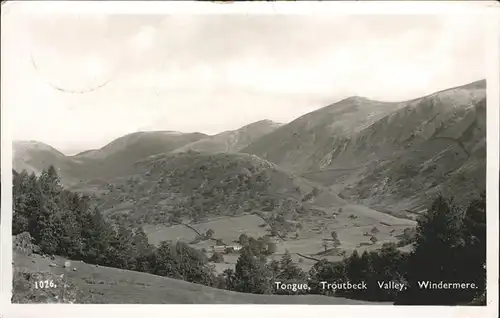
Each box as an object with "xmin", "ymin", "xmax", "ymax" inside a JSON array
[{"xmin": 35, "ymin": 280, "xmax": 56, "ymax": 289}]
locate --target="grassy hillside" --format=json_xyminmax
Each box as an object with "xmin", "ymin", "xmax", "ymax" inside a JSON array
[
  {"xmin": 13, "ymin": 251, "xmax": 380, "ymax": 304},
  {"xmin": 172, "ymin": 120, "xmax": 282, "ymax": 154},
  {"xmin": 88, "ymin": 151, "xmax": 344, "ymax": 230},
  {"xmin": 73, "ymin": 131, "xmax": 207, "ymax": 161}
]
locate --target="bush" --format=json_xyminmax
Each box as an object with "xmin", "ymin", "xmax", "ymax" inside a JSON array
[
  {"xmin": 267, "ymin": 242, "xmax": 277, "ymax": 254},
  {"xmin": 13, "ymin": 232, "xmax": 39, "ymax": 256},
  {"xmin": 209, "ymin": 252, "xmax": 224, "ymax": 263}
]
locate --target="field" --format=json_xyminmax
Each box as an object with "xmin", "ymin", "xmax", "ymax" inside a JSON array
[
  {"xmin": 143, "ymin": 204, "xmax": 416, "ymax": 273},
  {"xmin": 13, "ymin": 251, "xmax": 386, "ymax": 304}
]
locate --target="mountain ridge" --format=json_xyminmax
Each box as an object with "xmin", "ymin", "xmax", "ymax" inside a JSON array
[{"xmin": 12, "ymin": 79, "xmax": 486, "ymax": 217}]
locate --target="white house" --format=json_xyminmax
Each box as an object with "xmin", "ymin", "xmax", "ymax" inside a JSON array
[
  {"xmin": 212, "ymin": 245, "xmax": 226, "ymax": 253},
  {"xmin": 211, "ymin": 244, "xmax": 243, "ymax": 253}
]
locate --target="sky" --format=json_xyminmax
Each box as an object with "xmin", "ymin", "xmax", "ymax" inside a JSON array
[{"xmin": 1, "ymin": 4, "xmax": 489, "ymax": 154}]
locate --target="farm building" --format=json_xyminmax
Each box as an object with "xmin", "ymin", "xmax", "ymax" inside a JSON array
[
  {"xmin": 212, "ymin": 245, "xmax": 226, "ymax": 253},
  {"xmin": 211, "ymin": 244, "xmax": 243, "ymax": 253}
]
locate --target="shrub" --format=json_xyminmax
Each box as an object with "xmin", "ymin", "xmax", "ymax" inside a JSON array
[{"xmin": 209, "ymin": 252, "xmax": 224, "ymax": 263}]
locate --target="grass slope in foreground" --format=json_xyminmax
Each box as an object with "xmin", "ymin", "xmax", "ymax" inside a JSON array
[{"xmin": 13, "ymin": 251, "xmax": 382, "ymax": 304}]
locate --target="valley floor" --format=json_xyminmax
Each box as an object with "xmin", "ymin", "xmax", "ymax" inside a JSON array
[{"xmin": 144, "ymin": 205, "xmax": 416, "ymax": 273}]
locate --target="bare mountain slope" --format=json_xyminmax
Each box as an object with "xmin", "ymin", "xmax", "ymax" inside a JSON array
[
  {"xmin": 301, "ymin": 80, "xmax": 487, "ymax": 216},
  {"xmin": 173, "ymin": 120, "xmax": 282, "ymax": 154},
  {"xmin": 241, "ymin": 97, "xmax": 405, "ymax": 173}
]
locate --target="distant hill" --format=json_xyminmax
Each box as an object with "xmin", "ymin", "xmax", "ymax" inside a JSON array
[
  {"xmin": 73, "ymin": 131, "xmax": 207, "ymax": 161},
  {"xmin": 89, "ymin": 151, "xmax": 344, "ymax": 227},
  {"xmin": 172, "ymin": 120, "xmax": 282, "ymax": 154},
  {"xmin": 13, "ymin": 131, "xmax": 207, "ymax": 185},
  {"xmin": 12, "ymin": 119, "xmax": 280, "ymax": 185},
  {"xmin": 13, "ymin": 140, "xmax": 76, "ymax": 177}
]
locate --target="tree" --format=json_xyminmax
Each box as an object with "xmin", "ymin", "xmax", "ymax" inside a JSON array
[
  {"xmin": 267, "ymin": 260, "xmax": 280, "ymax": 278},
  {"xmin": 331, "ymin": 230, "xmax": 341, "ymax": 249},
  {"xmin": 309, "ymin": 259, "xmax": 347, "ymax": 296},
  {"xmin": 205, "ymin": 228, "xmax": 215, "ymax": 239},
  {"xmin": 270, "ymin": 228, "xmax": 278, "ymax": 237},
  {"xmin": 233, "ymin": 249, "xmax": 272, "ymax": 294},
  {"xmin": 370, "ymin": 236, "xmax": 378, "ymax": 244},
  {"xmin": 322, "ymin": 240, "xmax": 328, "ymax": 252},
  {"xmin": 151, "ymin": 241, "xmax": 215, "ymax": 286},
  {"xmin": 279, "ymin": 251, "xmax": 304, "ymax": 278},
  {"xmin": 220, "ymin": 269, "xmax": 236, "ymax": 290},
  {"xmin": 377, "ymin": 243, "xmax": 408, "ymax": 300},
  {"xmin": 267, "ymin": 241, "xmax": 277, "ymax": 254},
  {"xmin": 13, "ymin": 170, "xmax": 31, "ymax": 235},
  {"xmin": 132, "ymin": 227, "xmax": 153, "ymax": 271},
  {"xmin": 345, "ymin": 250, "xmax": 362, "ymax": 293},
  {"xmin": 215, "ymin": 239, "xmax": 224, "ymax": 245},
  {"xmin": 238, "ymin": 233, "xmax": 249, "ymax": 246},
  {"xmin": 360, "ymin": 251, "xmax": 379, "ymax": 300},
  {"xmin": 460, "ymin": 192, "xmax": 486, "ymax": 304},
  {"xmin": 274, "ymin": 251, "xmax": 306, "ymax": 295},
  {"xmin": 209, "ymin": 252, "xmax": 224, "ymax": 263},
  {"xmin": 39, "ymin": 166, "xmax": 63, "ymax": 197},
  {"xmin": 396, "ymin": 195, "xmax": 468, "ymax": 305}
]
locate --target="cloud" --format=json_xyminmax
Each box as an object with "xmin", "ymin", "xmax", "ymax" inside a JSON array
[{"xmin": 1, "ymin": 11, "xmax": 489, "ymax": 153}]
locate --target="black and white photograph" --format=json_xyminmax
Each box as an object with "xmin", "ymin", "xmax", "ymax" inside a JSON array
[{"xmin": 1, "ymin": 1, "xmax": 498, "ymax": 314}]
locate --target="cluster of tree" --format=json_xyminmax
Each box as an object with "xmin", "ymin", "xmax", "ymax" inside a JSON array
[
  {"xmin": 13, "ymin": 168, "xmax": 217, "ymax": 287},
  {"xmin": 237, "ymin": 233, "xmax": 277, "ymax": 255},
  {"xmin": 301, "ymin": 187, "xmax": 320, "ymax": 202},
  {"xmin": 395, "ymin": 194, "xmax": 486, "ymax": 305},
  {"xmin": 220, "ymin": 249, "xmax": 307, "ymax": 295},
  {"xmin": 309, "ymin": 243, "xmax": 409, "ymax": 301}
]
